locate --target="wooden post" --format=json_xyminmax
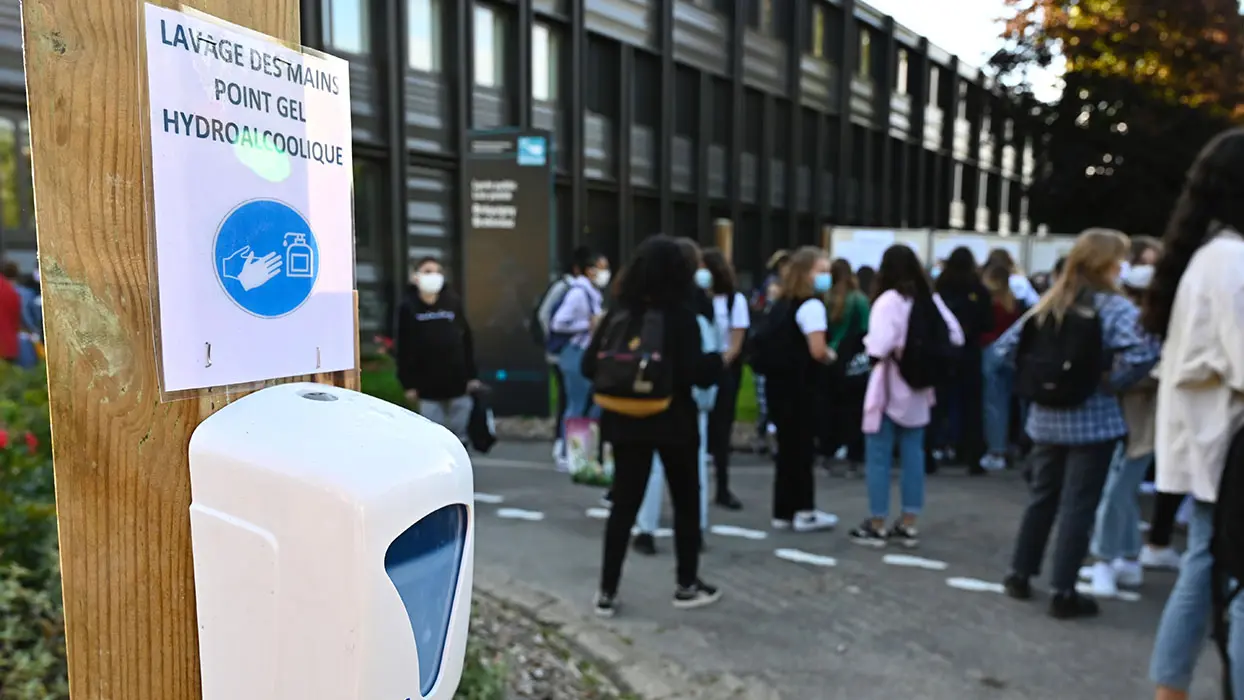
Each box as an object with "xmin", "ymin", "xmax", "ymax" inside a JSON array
[
  {"xmin": 713, "ymin": 217, "xmax": 733, "ymax": 262},
  {"xmin": 821, "ymin": 224, "xmax": 833, "ymax": 254},
  {"xmin": 22, "ymin": 2, "xmax": 359, "ymax": 699}
]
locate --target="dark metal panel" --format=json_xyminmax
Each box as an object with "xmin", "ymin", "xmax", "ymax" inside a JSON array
[
  {"xmin": 517, "ymin": 0, "xmax": 534, "ymax": 128},
  {"xmin": 659, "ymin": 0, "xmax": 674, "ymax": 234},
  {"xmin": 386, "ymin": 0, "xmax": 409, "ymax": 314},
  {"xmin": 585, "ymin": 0, "xmax": 658, "ymax": 50},
  {"xmin": 618, "ymin": 44, "xmax": 635, "ymax": 258},
  {"xmin": 696, "ymin": 72, "xmax": 711, "ymax": 242},
  {"xmin": 570, "ymin": 0, "xmax": 586, "ymax": 247},
  {"xmin": 742, "ymin": 30, "xmax": 788, "ymax": 95},
  {"xmin": 799, "ymin": 57, "xmax": 840, "ymax": 113},
  {"xmin": 853, "ymin": 0, "xmax": 885, "ymax": 29},
  {"xmin": 812, "ymin": 111, "xmax": 827, "ymax": 225},
  {"xmin": 728, "ymin": 0, "xmax": 745, "ymax": 227},
  {"xmin": 878, "ymin": 16, "xmax": 894, "ymax": 225},
  {"xmin": 0, "ymin": 0, "xmax": 21, "ymax": 91},
  {"xmin": 834, "ymin": 0, "xmax": 854, "ymax": 222},
  {"xmin": 300, "ymin": 0, "xmax": 322, "ymax": 48},
  {"xmin": 453, "ymin": 0, "xmax": 476, "ymax": 280},
  {"xmin": 672, "ymin": 1, "xmax": 730, "ymax": 77},
  {"xmin": 911, "ymin": 37, "xmax": 929, "ymax": 225},
  {"xmin": 349, "ymin": 62, "xmax": 383, "ymax": 144},
  {"xmin": 786, "ymin": 0, "xmax": 804, "ymax": 247},
  {"xmin": 759, "ymin": 94, "xmax": 773, "ymax": 255},
  {"xmin": 848, "ymin": 77, "xmax": 874, "ymax": 125}
]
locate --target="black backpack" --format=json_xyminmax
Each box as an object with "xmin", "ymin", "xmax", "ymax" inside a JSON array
[
  {"xmin": 1014, "ymin": 296, "xmax": 1104, "ymax": 408},
  {"xmin": 897, "ymin": 293, "xmax": 957, "ymax": 390},
  {"xmin": 747, "ymin": 298, "xmax": 802, "ymax": 378},
  {"xmin": 1212, "ymin": 426, "xmax": 1244, "ymax": 700},
  {"xmin": 591, "ymin": 309, "xmax": 673, "ymax": 418}
]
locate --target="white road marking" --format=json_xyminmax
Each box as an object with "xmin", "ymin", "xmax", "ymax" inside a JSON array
[
  {"xmin": 585, "ymin": 507, "xmax": 610, "ymax": 520},
  {"xmin": 710, "ymin": 525, "xmax": 768, "ymax": 540},
  {"xmin": 883, "ymin": 554, "xmax": 950, "ymax": 571},
  {"xmin": 496, "ymin": 508, "xmax": 545, "ymax": 521},
  {"xmin": 774, "ymin": 548, "xmax": 838, "ymax": 567},
  {"xmin": 630, "ymin": 526, "xmax": 673, "ymax": 538},
  {"xmin": 946, "ymin": 577, "xmax": 1005, "ymax": 594},
  {"xmin": 1076, "ymin": 583, "xmax": 1141, "ymax": 602},
  {"xmin": 473, "ymin": 493, "xmax": 505, "ymax": 504}
]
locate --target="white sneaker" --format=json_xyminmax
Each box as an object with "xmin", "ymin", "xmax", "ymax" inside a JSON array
[
  {"xmin": 552, "ymin": 439, "xmax": 564, "ymax": 460},
  {"xmin": 979, "ymin": 453, "xmax": 1007, "ymax": 471},
  {"xmin": 1112, "ymin": 558, "xmax": 1144, "ymax": 588},
  {"xmin": 1140, "ymin": 545, "xmax": 1183, "ymax": 570},
  {"xmin": 771, "ymin": 519, "xmax": 792, "ymax": 530},
  {"xmin": 793, "ymin": 510, "xmax": 838, "ymax": 533},
  {"xmin": 1088, "ymin": 560, "xmax": 1118, "ymax": 597}
]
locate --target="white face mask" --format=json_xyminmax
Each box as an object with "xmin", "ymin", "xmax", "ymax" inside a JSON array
[
  {"xmin": 417, "ymin": 272, "xmax": 445, "ymax": 295},
  {"xmin": 592, "ymin": 270, "xmax": 611, "ymax": 289}
]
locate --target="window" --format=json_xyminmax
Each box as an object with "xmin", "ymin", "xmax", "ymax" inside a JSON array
[
  {"xmin": 473, "ymin": 4, "xmax": 505, "ymax": 88},
  {"xmin": 953, "ymin": 163, "xmax": 964, "ymax": 200},
  {"xmin": 857, "ymin": 29, "xmax": 872, "ymax": 79},
  {"xmin": 0, "ymin": 118, "xmax": 17, "ymax": 230},
  {"xmin": 957, "ymin": 81, "xmax": 968, "ymax": 119},
  {"xmin": 810, "ymin": 5, "xmax": 824, "ymax": 58},
  {"xmin": 895, "ymin": 48, "xmax": 909, "ymax": 94},
  {"xmin": 322, "ymin": 0, "xmax": 369, "ymax": 54},
  {"xmin": 408, "ymin": 0, "xmax": 440, "ymax": 71},
  {"xmin": 928, "ymin": 67, "xmax": 940, "ymax": 107},
  {"xmin": 532, "ymin": 23, "xmax": 558, "ymax": 101}
]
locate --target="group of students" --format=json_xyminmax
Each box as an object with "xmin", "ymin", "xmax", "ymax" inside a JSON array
[{"xmin": 559, "ymin": 128, "xmax": 1244, "ymax": 700}]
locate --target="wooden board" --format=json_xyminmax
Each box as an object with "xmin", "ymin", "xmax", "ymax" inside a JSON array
[{"xmin": 22, "ymin": 1, "xmax": 358, "ymax": 698}]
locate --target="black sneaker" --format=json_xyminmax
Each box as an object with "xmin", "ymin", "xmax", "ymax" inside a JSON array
[
  {"xmin": 673, "ymin": 580, "xmax": 722, "ymax": 609},
  {"xmin": 889, "ymin": 521, "xmax": 920, "ymax": 548},
  {"xmin": 715, "ymin": 491, "xmax": 743, "ymax": 511},
  {"xmin": 1049, "ymin": 591, "xmax": 1100, "ymax": 620},
  {"xmin": 594, "ymin": 591, "xmax": 618, "ymax": 618},
  {"xmin": 1003, "ymin": 573, "xmax": 1033, "ymax": 600},
  {"xmin": 848, "ymin": 520, "xmax": 888, "ymax": 548},
  {"xmin": 632, "ymin": 533, "xmax": 657, "ymax": 556}
]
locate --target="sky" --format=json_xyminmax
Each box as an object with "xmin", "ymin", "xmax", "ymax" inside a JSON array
[{"xmin": 864, "ymin": 0, "xmax": 1065, "ymax": 101}]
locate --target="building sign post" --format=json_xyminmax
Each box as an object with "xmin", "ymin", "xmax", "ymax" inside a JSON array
[{"xmin": 462, "ymin": 130, "xmax": 553, "ymax": 416}]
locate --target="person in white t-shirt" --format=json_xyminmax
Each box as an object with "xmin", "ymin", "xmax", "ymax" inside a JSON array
[
  {"xmin": 700, "ymin": 249, "xmax": 751, "ymax": 510},
  {"xmin": 765, "ymin": 246, "xmax": 839, "ymax": 533}
]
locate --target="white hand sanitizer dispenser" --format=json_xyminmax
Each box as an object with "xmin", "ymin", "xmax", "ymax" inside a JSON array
[{"xmin": 188, "ymin": 383, "xmax": 474, "ymax": 700}]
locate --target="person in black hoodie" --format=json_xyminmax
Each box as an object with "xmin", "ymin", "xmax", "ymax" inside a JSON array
[
  {"xmin": 930, "ymin": 246, "xmax": 993, "ymax": 474},
  {"xmin": 395, "ymin": 256, "xmax": 481, "ymax": 442},
  {"xmin": 582, "ymin": 234, "xmax": 723, "ymax": 617}
]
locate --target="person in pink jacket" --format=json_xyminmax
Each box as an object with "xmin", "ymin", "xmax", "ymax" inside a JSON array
[{"xmin": 849, "ymin": 245, "xmax": 965, "ymax": 548}]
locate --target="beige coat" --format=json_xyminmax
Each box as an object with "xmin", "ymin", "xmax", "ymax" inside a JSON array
[
  {"xmin": 1120, "ymin": 377, "xmax": 1157, "ymax": 459},
  {"xmin": 1154, "ymin": 230, "xmax": 1244, "ymax": 502}
]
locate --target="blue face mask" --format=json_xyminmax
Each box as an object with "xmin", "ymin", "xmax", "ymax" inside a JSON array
[
  {"xmin": 694, "ymin": 268, "xmax": 714, "ymax": 290},
  {"xmin": 813, "ymin": 272, "xmax": 832, "ymax": 293}
]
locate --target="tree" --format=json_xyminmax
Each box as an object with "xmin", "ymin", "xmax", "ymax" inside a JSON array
[{"xmin": 992, "ymin": 0, "xmax": 1244, "ymax": 235}]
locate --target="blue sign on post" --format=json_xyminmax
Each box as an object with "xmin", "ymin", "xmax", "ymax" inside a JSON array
[{"xmin": 213, "ymin": 199, "xmax": 320, "ymax": 319}]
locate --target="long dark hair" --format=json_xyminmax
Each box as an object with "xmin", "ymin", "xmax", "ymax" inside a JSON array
[
  {"xmin": 826, "ymin": 258, "xmax": 858, "ymax": 323},
  {"xmin": 570, "ymin": 245, "xmax": 598, "ymax": 277},
  {"xmin": 702, "ymin": 248, "xmax": 736, "ymax": 297},
  {"xmin": 935, "ymin": 246, "xmax": 979, "ymax": 295},
  {"xmin": 856, "ymin": 265, "xmax": 876, "ymax": 298},
  {"xmin": 618, "ymin": 234, "xmax": 695, "ymax": 309},
  {"xmin": 873, "ymin": 245, "xmax": 931, "ymax": 302},
  {"xmin": 1143, "ymin": 127, "xmax": 1244, "ymax": 337}
]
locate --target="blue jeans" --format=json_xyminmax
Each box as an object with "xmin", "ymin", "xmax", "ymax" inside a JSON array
[
  {"xmin": 558, "ymin": 344, "xmax": 597, "ymax": 435},
  {"xmin": 1089, "ymin": 444, "xmax": 1152, "ymax": 561},
  {"xmin": 864, "ymin": 417, "xmax": 926, "ymax": 519},
  {"xmin": 982, "ymin": 349, "xmax": 1013, "ymax": 455},
  {"xmin": 1150, "ymin": 501, "xmax": 1244, "ymax": 693},
  {"xmin": 637, "ymin": 412, "xmax": 709, "ymax": 533}
]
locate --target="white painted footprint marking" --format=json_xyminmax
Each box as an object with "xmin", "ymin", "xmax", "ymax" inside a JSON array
[
  {"xmin": 883, "ymin": 554, "xmax": 949, "ymax": 571},
  {"xmin": 710, "ymin": 525, "xmax": 769, "ymax": 540},
  {"xmin": 496, "ymin": 508, "xmax": 545, "ymax": 521},
  {"xmin": 473, "ymin": 493, "xmax": 505, "ymax": 504},
  {"xmin": 946, "ymin": 577, "xmax": 1005, "ymax": 594},
  {"xmin": 774, "ymin": 548, "xmax": 837, "ymax": 567}
]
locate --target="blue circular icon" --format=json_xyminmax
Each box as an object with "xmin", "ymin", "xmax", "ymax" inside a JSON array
[{"xmin": 213, "ymin": 199, "xmax": 319, "ymax": 318}]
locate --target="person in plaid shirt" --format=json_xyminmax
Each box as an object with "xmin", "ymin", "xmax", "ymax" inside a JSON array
[{"xmin": 990, "ymin": 229, "xmax": 1161, "ymax": 620}]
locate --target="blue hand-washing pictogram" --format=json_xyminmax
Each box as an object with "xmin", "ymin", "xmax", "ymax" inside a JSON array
[
  {"xmin": 213, "ymin": 199, "xmax": 320, "ymax": 318},
  {"xmin": 516, "ymin": 135, "xmax": 546, "ymax": 166}
]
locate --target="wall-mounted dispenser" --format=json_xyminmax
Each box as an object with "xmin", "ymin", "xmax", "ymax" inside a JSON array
[{"xmin": 188, "ymin": 383, "xmax": 474, "ymax": 700}]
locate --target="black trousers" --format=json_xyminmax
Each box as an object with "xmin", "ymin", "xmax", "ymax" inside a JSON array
[
  {"xmin": 770, "ymin": 386, "xmax": 817, "ymax": 521},
  {"xmin": 1010, "ymin": 441, "xmax": 1115, "ymax": 592},
  {"xmin": 1148, "ymin": 491, "xmax": 1183, "ymax": 548},
  {"xmin": 708, "ymin": 364, "xmax": 742, "ymax": 496},
  {"xmin": 600, "ymin": 441, "xmax": 701, "ymax": 595}
]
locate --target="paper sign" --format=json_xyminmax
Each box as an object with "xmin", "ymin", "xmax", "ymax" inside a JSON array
[{"xmin": 142, "ymin": 4, "xmax": 355, "ymax": 394}]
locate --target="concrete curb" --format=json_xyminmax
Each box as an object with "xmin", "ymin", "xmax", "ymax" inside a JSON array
[{"xmin": 473, "ymin": 563, "xmax": 781, "ymax": 700}]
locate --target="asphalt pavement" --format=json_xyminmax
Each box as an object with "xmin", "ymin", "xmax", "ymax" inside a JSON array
[{"xmin": 470, "ymin": 441, "xmax": 1222, "ymax": 700}]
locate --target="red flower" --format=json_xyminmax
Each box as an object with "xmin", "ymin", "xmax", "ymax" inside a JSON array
[
  {"xmin": 0, "ymin": 430, "xmax": 9, "ymax": 450},
  {"xmin": 25, "ymin": 432, "xmax": 37, "ymax": 454}
]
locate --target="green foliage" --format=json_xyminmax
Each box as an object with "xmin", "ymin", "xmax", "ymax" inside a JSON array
[
  {"xmin": 360, "ymin": 353, "xmax": 407, "ymax": 406},
  {"xmin": 454, "ymin": 638, "xmax": 508, "ymax": 700},
  {"xmin": 0, "ymin": 363, "xmax": 67, "ymax": 700}
]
